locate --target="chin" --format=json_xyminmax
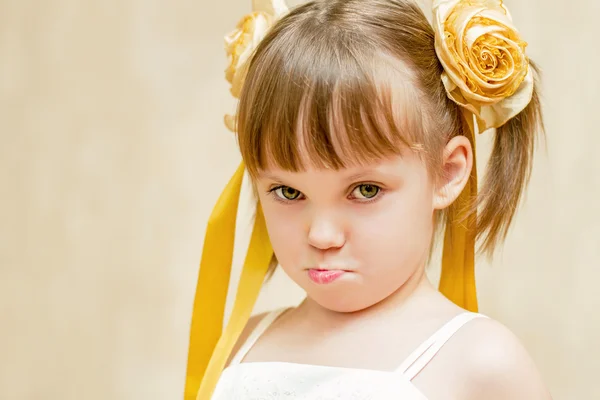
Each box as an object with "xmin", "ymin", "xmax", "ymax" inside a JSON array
[{"xmin": 306, "ymin": 289, "xmax": 382, "ymax": 313}]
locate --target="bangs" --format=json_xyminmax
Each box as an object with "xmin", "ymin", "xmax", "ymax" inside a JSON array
[{"xmin": 236, "ymin": 14, "xmax": 429, "ymax": 177}]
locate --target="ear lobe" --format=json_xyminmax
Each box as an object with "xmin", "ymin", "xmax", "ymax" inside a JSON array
[{"xmin": 433, "ymin": 135, "xmax": 473, "ymax": 210}]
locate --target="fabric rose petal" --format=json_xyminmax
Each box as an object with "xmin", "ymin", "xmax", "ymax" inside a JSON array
[
  {"xmin": 224, "ymin": 0, "xmax": 289, "ymax": 132},
  {"xmin": 432, "ymin": 0, "xmax": 534, "ymax": 132}
]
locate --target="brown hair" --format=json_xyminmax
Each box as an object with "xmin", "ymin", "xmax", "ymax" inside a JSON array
[{"xmin": 235, "ymin": 0, "xmax": 543, "ymax": 261}]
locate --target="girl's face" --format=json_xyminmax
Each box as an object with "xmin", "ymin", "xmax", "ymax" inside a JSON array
[{"xmin": 256, "ymin": 152, "xmax": 441, "ymax": 312}]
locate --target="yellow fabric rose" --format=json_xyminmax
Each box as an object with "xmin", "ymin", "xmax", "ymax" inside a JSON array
[
  {"xmin": 224, "ymin": 0, "xmax": 288, "ymax": 132},
  {"xmin": 433, "ymin": 0, "xmax": 534, "ymax": 132}
]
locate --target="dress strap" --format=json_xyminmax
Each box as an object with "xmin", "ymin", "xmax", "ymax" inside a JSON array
[
  {"xmin": 395, "ymin": 312, "xmax": 488, "ymax": 380},
  {"xmin": 228, "ymin": 307, "xmax": 288, "ymax": 365}
]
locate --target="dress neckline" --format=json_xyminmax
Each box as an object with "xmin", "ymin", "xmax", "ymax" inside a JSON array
[{"xmin": 220, "ymin": 360, "xmax": 430, "ymax": 399}]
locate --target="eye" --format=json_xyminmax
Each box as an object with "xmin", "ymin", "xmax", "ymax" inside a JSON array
[
  {"xmin": 273, "ymin": 186, "xmax": 302, "ymax": 201},
  {"xmin": 352, "ymin": 184, "xmax": 380, "ymax": 200}
]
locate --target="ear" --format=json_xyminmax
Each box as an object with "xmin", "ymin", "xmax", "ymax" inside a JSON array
[{"xmin": 433, "ymin": 135, "xmax": 473, "ymax": 210}]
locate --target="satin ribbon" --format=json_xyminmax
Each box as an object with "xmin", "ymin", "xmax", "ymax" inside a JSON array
[
  {"xmin": 184, "ymin": 163, "xmax": 273, "ymax": 400},
  {"xmin": 439, "ymin": 111, "xmax": 479, "ymax": 313}
]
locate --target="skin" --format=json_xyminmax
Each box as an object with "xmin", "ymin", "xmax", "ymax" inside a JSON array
[{"xmin": 226, "ymin": 137, "xmax": 552, "ymax": 400}]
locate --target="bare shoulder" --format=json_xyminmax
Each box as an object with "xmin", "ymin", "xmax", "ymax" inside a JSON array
[
  {"xmin": 224, "ymin": 311, "xmax": 270, "ymax": 368},
  {"xmin": 452, "ymin": 316, "xmax": 553, "ymax": 400}
]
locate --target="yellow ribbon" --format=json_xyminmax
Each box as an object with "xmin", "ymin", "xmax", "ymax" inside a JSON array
[
  {"xmin": 184, "ymin": 162, "xmax": 273, "ymax": 400},
  {"xmin": 439, "ymin": 111, "xmax": 479, "ymax": 313},
  {"xmin": 433, "ymin": 0, "xmax": 534, "ymax": 313}
]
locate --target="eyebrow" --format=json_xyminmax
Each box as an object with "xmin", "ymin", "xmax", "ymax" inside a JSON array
[
  {"xmin": 257, "ymin": 168, "xmax": 390, "ymax": 183},
  {"xmin": 256, "ymin": 172, "xmax": 282, "ymax": 181},
  {"xmin": 344, "ymin": 169, "xmax": 385, "ymax": 182}
]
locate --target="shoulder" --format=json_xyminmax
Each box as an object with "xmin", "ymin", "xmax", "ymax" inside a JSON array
[
  {"xmin": 224, "ymin": 311, "xmax": 271, "ymax": 368},
  {"xmin": 451, "ymin": 315, "xmax": 552, "ymax": 400}
]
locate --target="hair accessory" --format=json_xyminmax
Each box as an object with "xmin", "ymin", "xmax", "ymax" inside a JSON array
[{"xmin": 432, "ymin": 0, "xmax": 534, "ymax": 312}]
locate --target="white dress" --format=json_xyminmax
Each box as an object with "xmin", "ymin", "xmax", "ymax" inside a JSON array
[{"xmin": 209, "ymin": 309, "xmax": 487, "ymax": 399}]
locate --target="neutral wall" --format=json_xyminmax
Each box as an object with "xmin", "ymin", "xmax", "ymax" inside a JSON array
[{"xmin": 1, "ymin": 0, "xmax": 598, "ymax": 399}]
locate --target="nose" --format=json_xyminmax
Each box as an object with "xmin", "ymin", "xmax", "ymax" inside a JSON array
[{"xmin": 307, "ymin": 211, "xmax": 346, "ymax": 250}]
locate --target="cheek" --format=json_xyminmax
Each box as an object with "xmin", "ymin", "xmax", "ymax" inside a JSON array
[
  {"xmin": 351, "ymin": 186, "xmax": 435, "ymax": 272},
  {"xmin": 260, "ymin": 200, "xmax": 305, "ymax": 267}
]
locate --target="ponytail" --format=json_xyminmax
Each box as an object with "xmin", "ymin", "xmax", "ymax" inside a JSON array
[{"xmin": 476, "ymin": 63, "xmax": 545, "ymax": 255}]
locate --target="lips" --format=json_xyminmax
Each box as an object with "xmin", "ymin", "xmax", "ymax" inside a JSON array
[{"xmin": 307, "ymin": 269, "xmax": 346, "ymax": 284}]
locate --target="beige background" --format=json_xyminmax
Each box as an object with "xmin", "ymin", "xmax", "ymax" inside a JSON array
[{"xmin": 1, "ymin": 0, "xmax": 598, "ymax": 399}]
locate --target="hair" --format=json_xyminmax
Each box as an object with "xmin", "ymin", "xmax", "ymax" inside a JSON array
[{"xmin": 235, "ymin": 0, "xmax": 543, "ymax": 269}]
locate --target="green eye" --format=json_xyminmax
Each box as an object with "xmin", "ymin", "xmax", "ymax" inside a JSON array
[
  {"xmin": 275, "ymin": 186, "xmax": 301, "ymax": 200},
  {"xmin": 355, "ymin": 184, "xmax": 380, "ymax": 199}
]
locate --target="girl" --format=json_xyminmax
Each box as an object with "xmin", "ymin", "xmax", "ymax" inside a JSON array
[{"xmin": 186, "ymin": 0, "xmax": 551, "ymax": 399}]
